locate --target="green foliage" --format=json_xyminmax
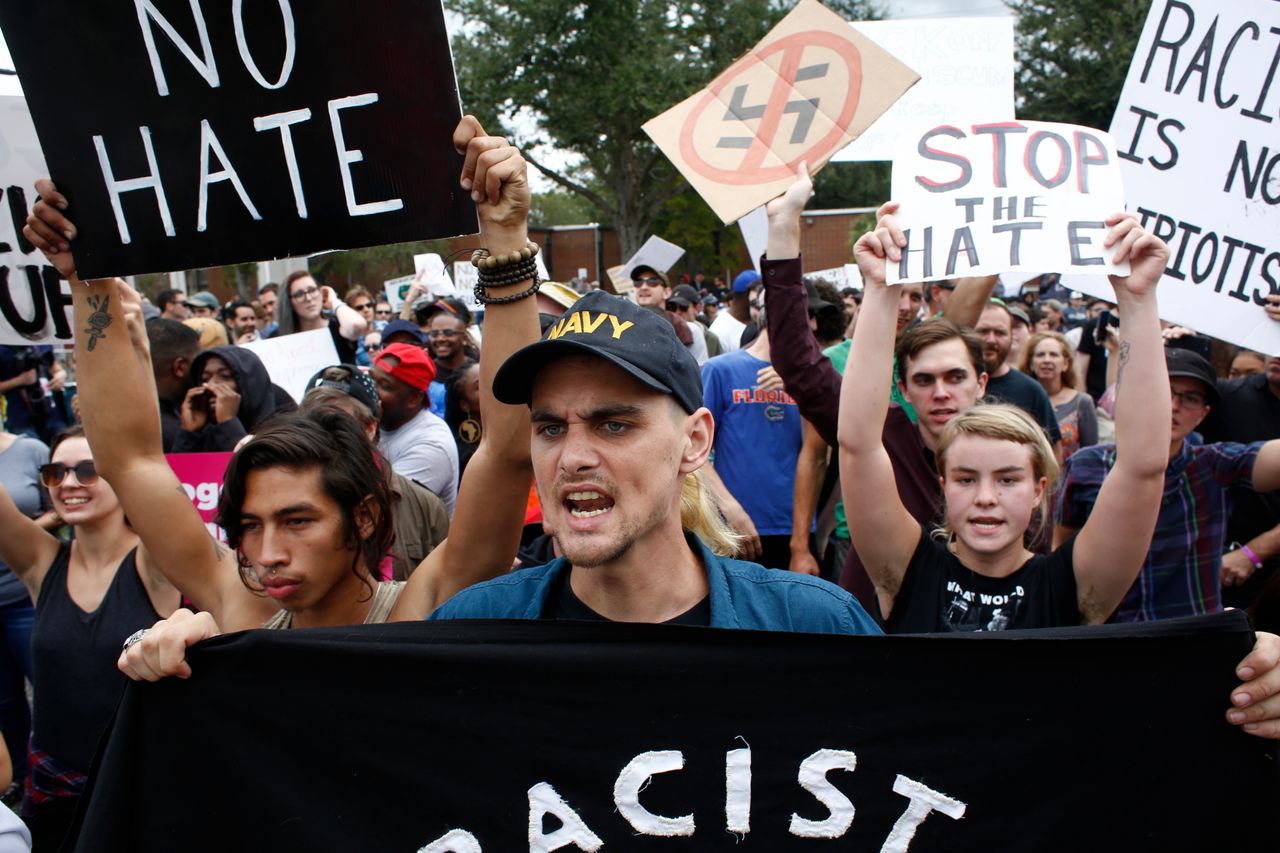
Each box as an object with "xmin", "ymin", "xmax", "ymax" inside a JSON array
[
  {"xmin": 531, "ymin": 190, "xmax": 603, "ymax": 227},
  {"xmin": 448, "ymin": 0, "xmax": 879, "ymax": 255},
  {"xmin": 1009, "ymin": 0, "xmax": 1149, "ymax": 130},
  {"xmin": 811, "ymin": 160, "xmax": 889, "ymax": 210}
]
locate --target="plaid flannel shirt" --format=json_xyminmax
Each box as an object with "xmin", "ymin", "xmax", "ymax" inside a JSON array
[{"xmin": 1056, "ymin": 436, "xmax": 1262, "ymax": 622}]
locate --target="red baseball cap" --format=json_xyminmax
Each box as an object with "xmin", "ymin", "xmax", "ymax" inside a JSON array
[{"xmin": 374, "ymin": 343, "xmax": 436, "ymax": 391}]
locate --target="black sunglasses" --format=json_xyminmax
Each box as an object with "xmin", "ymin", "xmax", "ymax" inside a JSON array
[{"xmin": 40, "ymin": 461, "xmax": 99, "ymax": 488}]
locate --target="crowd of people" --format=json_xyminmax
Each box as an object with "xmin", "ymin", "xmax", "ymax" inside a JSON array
[{"xmin": 0, "ymin": 116, "xmax": 1275, "ymax": 849}]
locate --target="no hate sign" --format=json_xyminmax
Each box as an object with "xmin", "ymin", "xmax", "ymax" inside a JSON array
[
  {"xmin": 888, "ymin": 120, "xmax": 1129, "ymax": 285},
  {"xmin": 0, "ymin": 0, "xmax": 476, "ymax": 279}
]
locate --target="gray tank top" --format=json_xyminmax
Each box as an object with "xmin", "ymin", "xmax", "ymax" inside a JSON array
[{"xmin": 261, "ymin": 581, "xmax": 404, "ymax": 630}]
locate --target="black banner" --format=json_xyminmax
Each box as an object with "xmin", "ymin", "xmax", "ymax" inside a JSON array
[
  {"xmin": 0, "ymin": 1, "xmax": 475, "ymax": 279},
  {"xmin": 73, "ymin": 612, "xmax": 1277, "ymax": 851}
]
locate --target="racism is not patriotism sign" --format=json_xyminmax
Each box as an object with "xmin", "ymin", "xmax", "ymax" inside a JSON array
[
  {"xmin": 0, "ymin": 1, "xmax": 476, "ymax": 279},
  {"xmin": 1110, "ymin": 0, "xmax": 1280, "ymax": 355},
  {"xmin": 887, "ymin": 120, "xmax": 1130, "ymax": 285},
  {"xmin": 72, "ymin": 613, "xmax": 1277, "ymax": 851}
]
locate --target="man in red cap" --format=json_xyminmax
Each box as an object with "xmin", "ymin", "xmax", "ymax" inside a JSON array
[{"xmin": 372, "ymin": 343, "xmax": 459, "ymax": 514}]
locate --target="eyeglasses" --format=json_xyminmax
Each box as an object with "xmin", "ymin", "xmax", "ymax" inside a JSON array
[
  {"xmin": 291, "ymin": 286, "xmax": 321, "ymax": 301},
  {"xmin": 427, "ymin": 329, "xmax": 460, "ymax": 339},
  {"xmin": 633, "ymin": 278, "xmax": 664, "ymax": 287},
  {"xmin": 40, "ymin": 461, "xmax": 99, "ymax": 488},
  {"xmin": 1171, "ymin": 389, "xmax": 1208, "ymax": 409},
  {"xmin": 374, "ymin": 308, "xmax": 392, "ymax": 318},
  {"xmin": 366, "ymin": 342, "xmax": 383, "ymax": 353},
  {"xmin": 350, "ymin": 302, "xmax": 372, "ymax": 312}
]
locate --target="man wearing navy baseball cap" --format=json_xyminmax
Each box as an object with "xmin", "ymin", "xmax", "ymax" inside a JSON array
[{"xmin": 433, "ymin": 288, "xmax": 880, "ymax": 633}]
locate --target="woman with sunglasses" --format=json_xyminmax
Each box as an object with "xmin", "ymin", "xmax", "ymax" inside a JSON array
[
  {"xmin": 0, "ymin": 425, "xmax": 180, "ymax": 847},
  {"xmin": 271, "ymin": 270, "xmax": 367, "ymax": 364},
  {"xmin": 343, "ymin": 286, "xmax": 378, "ymax": 367}
]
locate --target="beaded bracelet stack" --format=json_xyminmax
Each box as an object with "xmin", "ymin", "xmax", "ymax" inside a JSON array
[{"xmin": 471, "ymin": 241, "xmax": 542, "ymax": 305}]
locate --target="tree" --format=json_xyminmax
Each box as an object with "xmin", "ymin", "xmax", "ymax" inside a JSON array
[
  {"xmin": 1009, "ymin": 0, "xmax": 1149, "ymax": 131},
  {"xmin": 447, "ymin": 0, "xmax": 879, "ymax": 257}
]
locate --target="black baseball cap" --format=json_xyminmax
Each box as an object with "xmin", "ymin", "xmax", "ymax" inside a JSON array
[
  {"xmin": 381, "ymin": 319, "xmax": 427, "ymax": 346},
  {"xmin": 667, "ymin": 284, "xmax": 700, "ymax": 309},
  {"xmin": 493, "ymin": 290, "xmax": 702, "ymax": 413},
  {"xmin": 1165, "ymin": 348, "xmax": 1219, "ymax": 406},
  {"xmin": 303, "ymin": 365, "xmax": 381, "ymax": 419}
]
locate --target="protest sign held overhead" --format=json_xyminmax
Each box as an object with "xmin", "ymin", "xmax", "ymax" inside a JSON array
[
  {"xmin": 238, "ymin": 326, "xmax": 337, "ymax": 402},
  {"xmin": 643, "ymin": 0, "xmax": 918, "ymax": 224},
  {"xmin": 886, "ymin": 120, "xmax": 1129, "ymax": 285},
  {"xmin": 0, "ymin": 95, "xmax": 72, "ymax": 346},
  {"xmin": 72, "ymin": 614, "xmax": 1278, "ymax": 851},
  {"xmin": 834, "ymin": 17, "xmax": 1015, "ymax": 163},
  {"xmin": 0, "ymin": 1, "xmax": 476, "ymax": 279},
  {"xmin": 1110, "ymin": 0, "xmax": 1280, "ymax": 354},
  {"xmin": 622, "ymin": 235, "xmax": 685, "ymax": 280}
]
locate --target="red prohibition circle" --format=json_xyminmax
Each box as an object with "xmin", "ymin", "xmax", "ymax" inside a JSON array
[{"xmin": 678, "ymin": 31, "xmax": 863, "ymax": 186}]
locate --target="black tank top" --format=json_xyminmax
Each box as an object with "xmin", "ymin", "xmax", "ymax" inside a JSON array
[{"xmin": 31, "ymin": 543, "xmax": 161, "ymax": 773}]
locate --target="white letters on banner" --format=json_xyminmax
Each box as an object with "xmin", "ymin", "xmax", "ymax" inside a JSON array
[
  {"xmin": 887, "ymin": 120, "xmax": 1129, "ymax": 285},
  {"xmin": 0, "ymin": 95, "xmax": 71, "ymax": 346},
  {"xmin": 834, "ymin": 17, "xmax": 1015, "ymax": 163},
  {"xmin": 1110, "ymin": 0, "xmax": 1280, "ymax": 354},
  {"xmin": 238, "ymin": 326, "xmax": 338, "ymax": 401}
]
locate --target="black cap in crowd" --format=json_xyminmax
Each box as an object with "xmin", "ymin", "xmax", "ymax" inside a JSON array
[
  {"xmin": 667, "ymin": 284, "xmax": 700, "ymax": 308},
  {"xmin": 303, "ymin": 365, "xmax": 382, "ymax": 420},
  {"xmin": 1165, "ymin": 348, "xmax": 1219, "ymax": 406},
  {"xmin": 493, "ymin": 290, "xmax": 703, "ymax": 413}
]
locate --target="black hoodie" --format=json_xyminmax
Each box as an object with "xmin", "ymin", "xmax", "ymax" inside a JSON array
[{"xmin": 172, "ymin": 346, "xmax": 297, "ymax": 452}]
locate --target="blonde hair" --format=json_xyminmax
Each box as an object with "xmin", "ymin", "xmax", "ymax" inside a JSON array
[
  {"xmin": 681, "ymin": 468, "xmax": 744, "ymax": 557},
  {"xmin": 934, "ymin": 403, "xmax": 1060, "ymax": 543},
  {"xmin": 1019, "ymin": 331, "xmax": 1080, "ymax": 389}
]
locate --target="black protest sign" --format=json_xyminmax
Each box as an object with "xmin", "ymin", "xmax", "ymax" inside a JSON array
[
  {"xmin": 72, "ymin": 613, "xmax": 1277, "ymax": 851},
  {"xmin": 0, "ymin": 1, "xmax": 475, "ymax": 279}
]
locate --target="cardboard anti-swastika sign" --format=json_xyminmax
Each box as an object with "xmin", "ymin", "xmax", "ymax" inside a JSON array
[
  {"xmin": 0, "ymin": 1, "xmax": 476, "ymax": 279},
  {"xmin": 643, "ymin": 0, "xmax": 919, "ymax": 224}
]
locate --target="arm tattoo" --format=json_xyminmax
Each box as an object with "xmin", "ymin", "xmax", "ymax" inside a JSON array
[
  {"xmin": 84, "ymin": 294, "xmax": 113, "ymax": 351},
  {"xmin": 1115, "ymin": 341, "xmax": 1132, "ymax": 387},
  {"xmin": 209, "ymin": 533, "xmax": 227, "ymax": 562}
]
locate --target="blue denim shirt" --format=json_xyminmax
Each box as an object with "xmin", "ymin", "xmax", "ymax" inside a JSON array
[{"xmin": 430, "ymin": 535, "xmax": 882, "ymax": 635}]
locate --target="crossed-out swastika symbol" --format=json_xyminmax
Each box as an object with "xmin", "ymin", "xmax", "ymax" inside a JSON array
[
  {"xmin": 679, "ymin": 31, "xmax": 862, "ymax": 186},
  {"xmin": 718, "ymin": 63, "xmax": 828, "ymax": 149}
]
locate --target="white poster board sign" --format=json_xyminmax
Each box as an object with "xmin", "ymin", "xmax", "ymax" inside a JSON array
[
  {"xmin": 1110, "ymin": 0, "xmax": 1280, "ymax": 354},
  {"xmin": 834, "ymin": 18, "xmax": 1015, "ymax": 162},
  {"xmin": 0, "ymin": 95, "xmax": 72, "ymax": 346},
  {"xmin": 383, "ymin": 274, "xmax": 415, "ymax": 312},
  {"xmin": 413, "ymin": 253, "xmax": 456, "ymax": 298},
  {"xmin": 805, "ymin": 264, "xmax": 864, "ymax": 292},
  {"xmin": 887, "ymin": 120, "xmax": 1129, "ymax": 285},
  {"xmin": 622, "ymin": 236, "xmax": 685, "ymax": 280},
  {"xmin": 737, "ymin": 206, "xmax": 769, "ymax": 274},
  {"xmin": 453, "ymin": 262, "xmax": 481, "ymax": 314},
  {"xmin": 239, "ymin": 327, "xmax": 340, "ymax": 402}
]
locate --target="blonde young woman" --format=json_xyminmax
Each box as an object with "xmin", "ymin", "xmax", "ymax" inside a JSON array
[
  {"xmin": 1020, "ymin": 331, "xmax": 1097, "ymax": 459},
  {"xmin": 841, "ymin": 206, "xmax": 1177, "ymax": 632}
]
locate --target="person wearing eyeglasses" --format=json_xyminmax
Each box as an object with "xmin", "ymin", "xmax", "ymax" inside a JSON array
[
  {"xmin": 1056, "ymin": 347, "xmax": 1280, "ymax": 622},
  {"xmin": 270, "ymin": 271, "xmax": 368, "ymax": 364},
  {"xmin": 373, "ymin": 300, "xmax": 394, "ymax": 327},
  {"xmin": 425, "ymin": 305, "xmax": 473, "ymax": 392},
  {"xmin": 0, "ymin": 424, "xmax": 180, "ymax": 846}
]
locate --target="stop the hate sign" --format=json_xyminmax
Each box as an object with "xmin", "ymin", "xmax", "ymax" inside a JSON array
[{"xmin": 644, "ymin": 0, "xmax": 919, "ymax": 224}]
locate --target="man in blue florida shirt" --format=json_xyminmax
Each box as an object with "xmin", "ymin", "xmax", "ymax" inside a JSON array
[{"xmin": 430, "ymin": 289, "xmax": 880, "ymax": 635}]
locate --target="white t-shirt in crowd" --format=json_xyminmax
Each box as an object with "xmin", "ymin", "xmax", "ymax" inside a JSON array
[
  {"xmin": 709, "ymin": 312, "xmax": 747, "ymax": 353},
  {"xmin": 379, "ymin": 408, "xmax": 459, "ymax": 515}
]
